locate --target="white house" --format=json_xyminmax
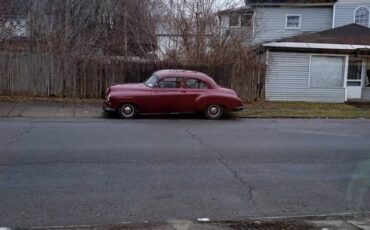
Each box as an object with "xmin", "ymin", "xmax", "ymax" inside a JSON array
[
  {"xmin": 263, "ymin": 24, "xmax": 370, "ymax": 102},
  {"xmin": 220, "ymin": 0, "xmax": 370, "ymax": 45},
  {"xmin": 220, "ymin": 0, "xmax": 370, "ymax": 102},
  {"xmin": 155, "ymin": 18, "xmax": 183, "ymax": 60}
]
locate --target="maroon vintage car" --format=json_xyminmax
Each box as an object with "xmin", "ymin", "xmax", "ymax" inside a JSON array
[{"xmin": 103, "ymin": 70, "xmax": 244, "ymax": 119}]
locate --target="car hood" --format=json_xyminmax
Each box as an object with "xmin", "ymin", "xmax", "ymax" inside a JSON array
[{"xmin": 109, "ymin": 83, "xmax": 147, "ymax": 91}]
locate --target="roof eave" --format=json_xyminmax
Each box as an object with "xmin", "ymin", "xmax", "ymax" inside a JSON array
[
  {"xmin": 217, "ymin": 7, "xmax": 253, "ymax": 15},
  {"xmin": 263, "ymin": 42, "xmax": 370, "ymax": 52},
  {"xmin": 263, "ymin": 42, "xmax": 370, "ymax": 50},
  {"xmin": 249, "ymin": 3, "xmax": 335, "ymax": 7}
]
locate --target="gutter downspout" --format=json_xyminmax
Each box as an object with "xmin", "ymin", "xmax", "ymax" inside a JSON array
[
  {"xmin": 332, "ymin": 2, "xmax": 336, "ymax": 28},
  {"xmin": 344, "ymin": 55, "xmax": 349, "ymax": 102},
  {"xmin": 265, "ymin": 49, "xmax": 269, "ymax": 100}
]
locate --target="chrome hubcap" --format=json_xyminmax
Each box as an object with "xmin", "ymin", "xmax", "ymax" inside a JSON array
[
  {"xmin": 210, "ymin": 106, "xmax": 219, "ymax": 115},
  {"xmin": 208, "ymin": 105, "xmax": 220, "ymax": 117},
  {"xmin": 122, "ymin": 105, "xmax": 134, "ymax": 116}
]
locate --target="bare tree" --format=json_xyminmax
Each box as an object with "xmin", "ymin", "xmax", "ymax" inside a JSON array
[
  {"xmin": 0, "ymin": 0, "xmax": 159, "ymax": 57},
  {"xmin": 0, "ymin": 0, "xmax": 30, "ymax": 48},
  {"xmin": 156, "ymin": 0, "xmax": 258, "ymax": 65},
  {"xmin": 155, "ymin": 0, "xmax": 265, "ymax": 101},
  {"xmin": 0, "ymin": 0, "xmax": 262, "ymax": 65}
]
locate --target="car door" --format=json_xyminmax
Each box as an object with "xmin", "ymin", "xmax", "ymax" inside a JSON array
[
  {"xmin": 151, "ymin": 77, "xmax": 185, "ymax": 113},
  {"xmin": 178, "ymin": 78, "xmax": 209, "ymax": 112}
]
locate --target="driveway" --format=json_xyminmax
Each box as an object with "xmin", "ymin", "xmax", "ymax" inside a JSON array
[{"xmin": 0, "ymin": 118, "xmax": 369, "ymax": 228}]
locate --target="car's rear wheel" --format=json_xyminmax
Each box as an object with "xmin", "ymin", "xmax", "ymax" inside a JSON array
[
  {"xmin": 118, "ymin": 104, "xmax": 138, "ymax": 119},
  {"xmin": 205, "ymin": 105, "xmax": 224, "ymax": 120}
]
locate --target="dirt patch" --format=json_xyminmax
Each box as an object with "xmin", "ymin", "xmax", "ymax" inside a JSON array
[{"xmin": 212, "ymin": 220, "xmax": 318, "ymax": 230}]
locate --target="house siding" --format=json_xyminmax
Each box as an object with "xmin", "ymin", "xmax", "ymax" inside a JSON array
[
  {"xmin": 334, "ymin": 0, "xmax": 370, "ymax": 28},
  {"xmin": 362, "ymin": 87, "xmax": 370, "ymax": 100},
  {"xmin": 253, "ymin": 6, "xmax": 333, "ymax": 44},
  {"xmin": 266, "ymin": 51, "xmax": 346, "ymax": 102}
]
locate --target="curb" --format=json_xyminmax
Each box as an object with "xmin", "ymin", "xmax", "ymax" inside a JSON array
[{"xmin": 5, "ymin": 212, "xmax": 370, "ymax": 230}]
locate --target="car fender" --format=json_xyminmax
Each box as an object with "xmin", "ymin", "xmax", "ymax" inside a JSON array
[
  {"xmin": 109, "ymin": 92, "xmax": 142, "ymax": 110},
  {"xmin": 195, "ymin": 94, "xmax": 242, "ymax": 112}
]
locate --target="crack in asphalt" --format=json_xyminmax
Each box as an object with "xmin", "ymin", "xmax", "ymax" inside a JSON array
[
  {"xmin": 6, "ymin": 106, "xmax": 16, "ymax": 116},
  {"xmin": 5, "ymin": 123, "xmax": 34, "ymax": 147},
  {"xmin": 185, "ymin": 128, "xmax": 265, "ymax": 215}
]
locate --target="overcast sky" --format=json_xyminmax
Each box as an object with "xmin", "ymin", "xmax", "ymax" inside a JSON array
[{"xmin": 215, "ymin": 0, "xmax": 244, "ymax": 10}]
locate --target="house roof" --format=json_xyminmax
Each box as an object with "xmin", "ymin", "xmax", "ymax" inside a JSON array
[
  {"xmin": 279, "ymin": 24, "xmax": 370, "ymax": 45},
  {"xmin": 246, "ymin": 0, "xmax": 336, "ymax": 5},
  {"xmin": 218, "ymin": 6, "xmax": 253, "ymax": 15},
  {"xmin": 263, "ymin": 24, "xmax": 370, "ymax": 53}
]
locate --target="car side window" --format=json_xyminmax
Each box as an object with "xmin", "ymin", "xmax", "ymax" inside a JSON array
[
  {"xmin": 186, "ymin": 78, "xmax": 208, "ymax": 89},
  {"xmin": 157, "ymin": 77, "xmax": 184, "ymax": 89}
]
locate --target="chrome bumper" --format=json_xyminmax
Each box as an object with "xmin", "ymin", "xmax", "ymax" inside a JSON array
[
  {"xmin": 103, "ymin": 102, "xmax": 116, "ymax": 112},
  {"xmin": 234, "ymin": 106, "xmax": 245, "ymax": 112}
]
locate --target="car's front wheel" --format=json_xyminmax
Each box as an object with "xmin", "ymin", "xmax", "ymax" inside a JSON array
[
  {"xmin": 118, "ymin": 104, "xmax": 138, "ymax": 119},
  {"xmin": 205, "ymin": 105, "xmax": 224, "ymax": 120}
]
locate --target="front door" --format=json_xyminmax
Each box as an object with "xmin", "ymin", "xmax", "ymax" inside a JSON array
[
  {"xmin": 151, "ymin": 77, "xmax": 184, "ymax": 113},
  {"xmin": 366, "ymin": 59, "xmax": 370, "ymax": 88},
  {"xmin": 347, "ymin": 58, "xmax": 363, "ymax": 100}
]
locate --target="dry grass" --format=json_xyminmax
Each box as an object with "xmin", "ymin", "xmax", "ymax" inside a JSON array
[
  {"xmin": 234, "ymin": 101, "xmax": 370, "ymax": 119},
  {"xmin": 0, "ymin": 96, "xmax": 102, "ymax": 104}
]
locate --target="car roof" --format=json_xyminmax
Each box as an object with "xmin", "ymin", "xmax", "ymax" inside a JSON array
[{"xmin": 153, "ymin": 69, "xmax": 218, "ymax": 88}]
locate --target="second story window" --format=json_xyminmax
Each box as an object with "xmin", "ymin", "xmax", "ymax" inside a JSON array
[
  {"xmin": 229, "ymin": 14, "xmax": 239, "ymax": 27},
  {"xmin": 240, "ymin": 14, "xmax": 253, "ymax": 27},
  {"xmin": 355, "ymin": 7, "xmax": 369, "ymax": 27},
  {"xmin": 229, "ymin": 13, "xmax": 253, "ymax": 27},
  {"xmin": 285, "ymin": 15, "xmax": 301, "ymax": 29},
  {"xmin": 4, "ymin": 17, "xmax": 28, "ymax": 37}
]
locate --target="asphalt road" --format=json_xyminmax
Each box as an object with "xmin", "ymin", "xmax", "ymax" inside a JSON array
[{"xmin": 1, "ymin": 117, "xmax": 370, "ymax": 228}]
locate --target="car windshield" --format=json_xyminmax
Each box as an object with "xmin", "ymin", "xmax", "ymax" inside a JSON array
[{"xmin": 144, "ymin": 75, "xmax": 159, "ymax": 88}]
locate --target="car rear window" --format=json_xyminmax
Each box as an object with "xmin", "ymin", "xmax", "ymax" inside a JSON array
[{"xmin": 186, "ymin": 79, "xmax": 208, "ymax": 89}]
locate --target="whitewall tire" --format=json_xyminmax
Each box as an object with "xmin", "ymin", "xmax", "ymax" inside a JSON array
[
  {"xmin": 205, "ymin": 105, "xmax": 224, "ymax": 120},
  {"xmin": 118, "ymin": 104, "xmax": 138, "ymax": 119}
]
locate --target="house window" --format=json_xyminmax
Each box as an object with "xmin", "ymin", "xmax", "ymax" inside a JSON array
[
  {"xmin": 240, "ymin": 14, "xmax": 253, "ymax": 27},
  {"xmin": 229, "ymin": 14, "xmax": 239, "ymax": 27},
  {"xmin": 285, "ymin": 15, "xmax": 301, "ymax": 29},
  {"xmin": 309, "ymin": 55, "xmax": 345, "ymax": 88},
  {"xmin": 4, "ymin": 18, "xmax": 27, "ymax": 37},
  {"xmin": 229, "ymin": 13, "xmax": 253, "ymax": 27},
  {"xmin": 355, "ymin": 7, "xmax": 369, "ymax": 27}
]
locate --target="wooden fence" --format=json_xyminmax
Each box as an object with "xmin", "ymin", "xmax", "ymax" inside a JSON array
[{"xmin": 0, "ymin": 52, "xmax": 265, "ymax": 102}]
